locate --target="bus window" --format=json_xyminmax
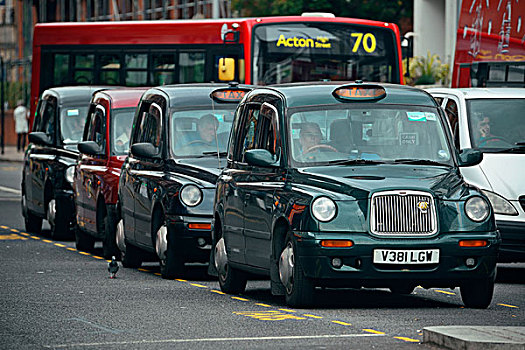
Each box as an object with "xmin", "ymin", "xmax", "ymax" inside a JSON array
[
  {"xmin": 152, "ymin": 53, "xmax": 176, "ymax": 85},
  {"xmin": 73, "ymin": 54, "xmax": 94, "ymax": 84},
  {"xmin": 179, "ymin": 51, "xmax": 205, "ymax": 83},
  {"xmin": 125, "ymin": 53, "xmax": 148, "ymax": 86},
  {"xmin": 54, "ymin": 54, "xmax": 69, "ymax": 85},
  {"xmin": 100, "ymin": 54, "xmax": 121, "ymax": 85}
]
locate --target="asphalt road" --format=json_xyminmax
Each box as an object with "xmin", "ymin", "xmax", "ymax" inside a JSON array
[{"xmin": 1, "ymin": 162, "xmax": 523, "ymax": 349}]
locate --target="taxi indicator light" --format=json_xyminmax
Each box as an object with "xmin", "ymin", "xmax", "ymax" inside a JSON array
[
  {"xmin": 210, "ymin": 88, "xmax": 250, "ymax": 103},
  {"xmin": 459, "ymin": 240, "xmax": 488, "ymax": 247},
  {"xmin": 332, "ymin": 84, "xmax": 386, "ymax": 101},
  {"xmin": 321, "ymin": 240, "xmax": 353, "ymax": 247},
  {"xmin": 188, "ymin": 223, "xmax": 211, "ymax": 230}
]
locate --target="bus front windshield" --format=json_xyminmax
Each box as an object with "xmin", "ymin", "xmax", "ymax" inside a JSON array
[
  {"xmin": 467, "ymin": 98, "xmax": 525, "ymax": 152},
  {"xmin": 288, "ymin": 106, "xmax": 453, "ymax": 167},
  {"xmin": 253, "ymin": 23, "xmax": 399, "ymax": 85},
  {"xmin": 171, "ymin": 108, "xmax": 235, "ymax": 157}
]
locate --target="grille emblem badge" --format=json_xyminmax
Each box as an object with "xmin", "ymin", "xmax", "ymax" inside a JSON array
[{"xmin": 417, "ymin": 201, "xmax": 429, "ymax": 213}]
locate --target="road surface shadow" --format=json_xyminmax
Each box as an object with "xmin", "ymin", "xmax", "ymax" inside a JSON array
[{"xmin": 496, "ymin": 264, "xmax": 525, "ymax": 284}]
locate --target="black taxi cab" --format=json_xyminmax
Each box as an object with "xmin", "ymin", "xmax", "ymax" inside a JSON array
[
  {"xmin": 211, "ymin": 82, "xmax": 500, "ymax": 308},
  {"xmin": 116, "ymin": 83, "xmax": 252, "ymax": 279},
  {"xmin": 21, "ymin": 86, "xmax": 108, "ymax": 239}
]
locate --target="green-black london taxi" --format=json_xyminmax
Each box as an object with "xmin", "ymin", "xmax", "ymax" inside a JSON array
[
  {"xmin": 210, "ymin": 82, "xmax": 500, "ymax": 308},
  {"xmin": 117, "ymin": 83, "xmax": 252, "ymax": 279}
]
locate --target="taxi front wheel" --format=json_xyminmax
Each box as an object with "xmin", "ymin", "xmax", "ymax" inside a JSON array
[
  {"xmin": 216, "ymin": 237, "xmax": 247, "ymax": 294},
  {"xmin": 279, "ymin": 232, "xmax": 314, "ymax": 307},
  {"xmin": 460, "ymin": 278, "xmax": 494, "ymax": 309}
]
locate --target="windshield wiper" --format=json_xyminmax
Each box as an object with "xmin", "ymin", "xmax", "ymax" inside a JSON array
[
  {"xmin": 202, "ymin": 151, "xmax": 227, "ymax": 157},
  {"xmin": 327, "ymin": 158, "xmax": 385, "ymax": 166},
  {"xmin": 393, "ymin": 158, "xmax": 451, "ymax": 166}
]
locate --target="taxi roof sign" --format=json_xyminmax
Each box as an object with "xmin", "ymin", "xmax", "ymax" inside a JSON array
[
  {"xmin": 332, "ymin": 84, "xmax": 386, "ymax": 102},
  {"xmin": 211, "ymin": 88, "xmax": 251, "ymax": 103}
]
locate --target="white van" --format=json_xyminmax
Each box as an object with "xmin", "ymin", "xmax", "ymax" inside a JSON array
[{"xmin": 427, "ymin": 88, "xmax": 525, "ymax": 262}]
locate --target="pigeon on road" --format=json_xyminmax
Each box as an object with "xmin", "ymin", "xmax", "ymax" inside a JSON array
[{"xmin": 108, "ymin": 256, "xmax": 119, "ymax": 279}]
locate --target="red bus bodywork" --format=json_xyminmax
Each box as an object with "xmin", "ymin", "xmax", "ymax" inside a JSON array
[
  {"xmin": 452, "ymin": 0, "xmax": 525, "ymax": 87},
  {"xmin": 31, "ymin": 16, "xmax": 404, "ymax": 121}
]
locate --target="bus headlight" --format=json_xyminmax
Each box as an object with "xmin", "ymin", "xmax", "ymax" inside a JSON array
[
  {"xmin": 180, "ymin": 185, "xmax": 202, "ymax": 207},
  {"xmin": 481, "ymin": 190, "xmax": 518, "ymax": 215},
  {"xmin": 465, "ymin": 196, "xmax": 490, "ymax": 222},
  {"xmin": 311, "ymin": 196, "xmax": 337, "ymax": 222},
  {"xmin": 65, "ymin": 166, "xmax": 75, "ymax": 184}
]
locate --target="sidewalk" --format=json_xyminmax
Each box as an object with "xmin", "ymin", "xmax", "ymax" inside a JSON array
[
  {"xmin": 0, "ymin": 145, "xmax": 24, "ymax": 163},
  {"xmin": 424, "ymin": 326, "xmax": 525, "ymax": 349}
]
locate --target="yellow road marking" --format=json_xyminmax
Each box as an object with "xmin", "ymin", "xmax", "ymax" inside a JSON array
[
  {"xmin": 31, "ymin": 236, "xmax": 40, "ymax": 240},
  {"xmin": 78, "ymin": 251, "xmax": 91, "ymax": 256},
  {"xmin": 54, "ymin": 243, "xmax": 66, "ymax": 247},
  {"xmin": 138, "ymin": 268, "xmax": 149, "ymax": 272},
  {"xmin": 10, "ymin": 229, "xmax": 19, "ymax": 233},
  {"xmin": 332, "ymin": 321, "xmax": 352, "ymax": 326},
  {"xmin": 154, "ymin": 273, "xmax": 161, "ymax": 276},
  {"xmin": 231, "ymin": 296, "xmax": 249, "ymax": 301},
  {"xmin": 303, "ymin": 314, "xmax": 323, "ymax": 319},
  {"xmin": 211, "ymin": 290, "xmax": 225, "ymax": 295},
  {"xmin": 255, "ymin": 303, "xmax": 272, "ymax": 308},
  {"xmin": 0, "ymin": 225, "xmax": 8, "ymax": 229},
  {"xmin": 176, "ymin": 279, "xmax": 187, "ymax": 282},
  {"xmin": 278, "ymin": 308, "xmax": 296, "ymax": 313},
  {"xmin": 92, "ymin": 256, "xmax": 104, "ymax": 260},
  {"xmin": 19, "ymin": 232, "xmax": 30, "ymax": 236},
  {"xmin": 498, "ymin": 303, "xmax": 519, "ymax": 308},
  {"xmin": 42, "ymin": 239, "xmax": 52, "ymax": 243},
  {"xmin": 394, "ymin": 336, "xmax": 419, "ymax": 342},
  {"xmin": 363, "ymin": 329, "xmax": 385, "ymax": 335},
  {"xmin": 0, "ymin": 234, "xmax": 24, "ymax": 240},
  {"xmin": 67, "ymin": 247, "xmax": 77, "ymax": 251},
  {"xmin": 190, "ymin": 283, "xmax": 207, "ymax": 288},
  {"xmin": 234, "ymin": 310, "xmax": 306, "ymax": 321},
  {"xmin": 435, "ymin": 289, "xmax": 456, "ymax": 295}
]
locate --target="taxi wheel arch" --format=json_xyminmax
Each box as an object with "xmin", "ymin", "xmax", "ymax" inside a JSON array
[
  {"xmin": 215, "ymin": 216, "xmax": 247, "ymax": 294},
  {"xmin": 153, "ymin": 207, "xmax": 184, "ymax": 279},
  {"xmin": 44, "ymin": 182, "xmax": 69, "ymax": 240},
  {"xmin": 270, "ymin": 219, "xmax": 289, "ymax": 296}
]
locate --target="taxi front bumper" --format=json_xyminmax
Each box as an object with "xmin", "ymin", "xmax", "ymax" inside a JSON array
[
  {"xmin": 293, "ymin": 231, "xmax": 500, "ymax": 288},
  {"xmin": 167, "ymin": 214, "xmax": 212, "ymax": 263}
]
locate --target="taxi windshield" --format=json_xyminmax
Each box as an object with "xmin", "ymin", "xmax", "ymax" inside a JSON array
[
  {"xmin": 467, "ymin": 98, "xmax": 525, "ymax": 152},
  {"xmin": 170, "ymin": 108, "xmax": 235, "ymax": 157},
  {"xmin": 288, "ymin": 105, "xmax": 453, "ymax": 166},
  {"xmin": 111, "ymin": 107, "xmax": 135, "ymax": 155},
  {"xmin": 60, "ymin": 106, "xmax": 88, "ymax": 144}
]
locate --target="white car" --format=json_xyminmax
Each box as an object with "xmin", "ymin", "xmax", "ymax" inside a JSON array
[{"xmin": 427, "ymin": 88, "xmax": 525, "ymax": 262}]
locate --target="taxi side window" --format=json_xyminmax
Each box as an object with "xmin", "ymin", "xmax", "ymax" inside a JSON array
[
  {"xmin": 137, "ymin": 103, "xmax": 162, "ymax": 148},
  {"xmin": 444, "ymin": 99, "xmax": 460, "ymax": 149},
  {"xmin": 236, "ymin": 104, "xmax": 260, "ymax": 163},
  {"xmin": 85, "ymin": 105, "xmax": 106, "ymax": 150},
  {"xmin": 39, "ymin": 97, "xmax": 57, "ymax": 143},
  {"xmin": 258, "ymin": 102, "xmax": 279, "ymax": 159}
]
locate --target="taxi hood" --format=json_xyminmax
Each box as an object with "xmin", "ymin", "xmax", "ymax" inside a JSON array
[
  {"xmin": 297, "ymin": 164, "xmax": 465, "ymax": 200},
  {"xmin": 172, "ymin": 157, "xmax": 226, "ymax": 185}
]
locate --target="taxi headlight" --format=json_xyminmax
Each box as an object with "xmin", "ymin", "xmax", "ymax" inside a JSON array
[
  {"xmin": 481, "ymin": 190, "xmax": 518, "ymax": 215},
  {"xmin": 465, "ymin": 196, "xmax": 490, "ymax": 222},
  {"xmin": 65, "ymin": 166, "xmax": 75, "ymax": 184},
  {"xmin": 180, "ymin": 185, "xmax": 202, "ymax": 207},
  {"xmin": 311, "ymin": 196, "xmax": 337, "ymax": 222}
]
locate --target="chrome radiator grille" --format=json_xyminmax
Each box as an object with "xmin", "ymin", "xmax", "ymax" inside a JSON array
[{"xmin": 370, "ymin": 190, "xmax": 437, "ymax": 236}]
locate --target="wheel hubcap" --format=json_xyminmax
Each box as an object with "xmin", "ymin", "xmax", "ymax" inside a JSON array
[
  {"xmin": 47, "ymin": 199, "xmax": 56, "ymax": 226},
  {"xmin": 115, "ymin": 219, "xmax": 126, "ymax": 252},
  {"xmin": 215, "ymin": 237, "xmax": 228, "ymax": 278},
  {"xmin": 156, "ymin": 225, "xmax": 168, "ymax": 260},
  {"xmin": 279, "ymin": 242, "xmax": 295, "ymax": 294}
]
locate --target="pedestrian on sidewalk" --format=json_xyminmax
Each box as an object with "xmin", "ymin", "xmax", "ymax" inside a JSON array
[{"xmin": 14, "ymin": 99, "xmax": 29, "ymax": 152}]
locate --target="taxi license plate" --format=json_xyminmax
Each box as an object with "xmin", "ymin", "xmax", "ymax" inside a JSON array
[{"xmin": 373, "ymin": 249, "xmax": 439, "ymax": 264}]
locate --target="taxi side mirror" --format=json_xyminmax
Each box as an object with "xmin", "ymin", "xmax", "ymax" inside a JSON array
[
  {"xmin": 28, "ymin": 132, "xmax": 52, "ymax": 146},
  {"xmin": 218, "ymin": 58, "xmax": 235, "ymax": 82},
  {"xmin": 245, "ymin": 149, "xmax": 278, "ymax": 167},
  {"xmin": 78, "ymin": 141, "xmax": 105, "ymax": 157},
  {"xmin": 131, "ymin": 142, "xmax": 161, "ymax": 160},
  {"xmin": 458, "ymin": 148, "xmax": 483, "ymax": 167}
]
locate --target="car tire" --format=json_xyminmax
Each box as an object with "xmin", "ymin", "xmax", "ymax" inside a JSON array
[
  {"xmin": 154, "ymin": 215, "xmax": 184, "ymax": 279},
  {"xmin": 102, "ymin": 213, "xmax": 120, "ymax": 260},
  {"xmin": 279, "ymin": 232, "xmax": 314, "ymax": 307},
  {"xmin": 389, "ymin": 284, "xmax": 415, "ymax": 295},
  {"xmin": 22, "ymin": 192, "xmax": 42, "ymax": 233},
  {"xmin": 75, "ymin": 226, "xmax": 95, "ymax": 252},
  {"xmin": 460, "ymin": 278, "xmax": 494, "ymax": 309},
  {"xmin": 48, "ymin": 198, "xmax": 70, "ymax": 241},
  {"xmin": 215, "ymin": 237, "xmax": 247, "ymax": 294},
  {"xmin": 121, "ymin": 242, "xmax": 142, "ymax": 268}
]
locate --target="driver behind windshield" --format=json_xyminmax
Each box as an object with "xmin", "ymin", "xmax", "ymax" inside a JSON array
[
  {"xmin": 299, "ymin": 122, "xmax": 323, "ymax": 155},
  {"xmin": 196, "ymin": 114, "xmax": 219, "ymax": 144}
]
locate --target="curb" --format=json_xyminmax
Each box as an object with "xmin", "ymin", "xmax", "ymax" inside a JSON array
[{"xmin": 423, "ymin": 326, "xmax": 525, "ymax": 350}]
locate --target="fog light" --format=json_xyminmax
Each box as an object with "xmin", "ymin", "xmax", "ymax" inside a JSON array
[
  {"xmin": 465, "ymin": 258, "xmax": 476, "ymax": 267},
  {"xmin": 331, "ymin": 258, "xmax": 343, "ymax": 268},
  {"xmin": 197, "ymin": 238, "xmax": 206, "ymax": 247}
]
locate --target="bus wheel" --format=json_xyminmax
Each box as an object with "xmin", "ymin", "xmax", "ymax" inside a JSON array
[
  {"xmin": 216, "ymin": 237, "xmax": 247, "ymax": 294},
  {"xmin": 279, "ymin": 232, "xmax": 314, "ymax": 307},
  {"xmin": 460, "ymin": 278, "xmax": 494, "ymax": 309}
]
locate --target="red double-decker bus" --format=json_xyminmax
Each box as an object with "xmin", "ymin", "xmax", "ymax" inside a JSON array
[
  {"xmin": 30, "ymin": 14, "xmax": 404, "ymax": 118},
  {"xmin": 452, "ymin": 0, "xmax": 525, "ymax": 88}
]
